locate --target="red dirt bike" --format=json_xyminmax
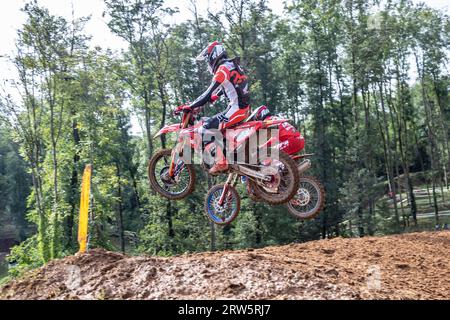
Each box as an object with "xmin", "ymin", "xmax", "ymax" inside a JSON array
[
  {"xmin": 205, "ymin": 145, "xmax": 325, "ymax": 225},
  {"xmin": 245, "ymin": 132, "xmax": 325, "ymax": 221},
  {"xmin": 147, "ymin": 106, "xmax": 300, "ymax": 214},
  {"xmin": 244, "ymin": 153, "xmax": 325, "ymax": 219}
]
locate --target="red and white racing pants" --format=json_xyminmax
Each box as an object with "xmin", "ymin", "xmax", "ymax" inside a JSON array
[{"xmin": 203, "ymin": 105, "xmax": 250, "ymax": 130}]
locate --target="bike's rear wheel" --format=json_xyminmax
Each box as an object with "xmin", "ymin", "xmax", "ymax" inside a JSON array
[
  {"xmin": 204, "ymin": 184, "xmax": 240, "ymax": 225},
  {"xmin": 246, "ymin": 180, "xmax": 261, "ymax": 202},
  {"xmin": 286, "ymin": 175, "xmax": 324, "ymax": 219},
  {"xmin": 148, "ymin": 149, "xmax": 196, "ymax": 200},
  {"xmin": 248, "ymin": 151, "xmax": 299, "ymax": 205}
]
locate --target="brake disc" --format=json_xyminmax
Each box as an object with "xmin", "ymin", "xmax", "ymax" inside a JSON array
[
  {"xmin": 294, "ymin": 188, "xmax": 311, "ymax": 206},
  {"xmin": 213, "ymin": 199, "xmax": 227, "ymax": 214}
]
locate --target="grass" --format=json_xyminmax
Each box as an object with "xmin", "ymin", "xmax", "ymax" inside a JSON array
[
  {"xmin": 0, "ymin": 257, "xmax": 11, "ymax": 288},
  {"xmin": 0, "ymin": 275, "xmax": 11, "ymax": 287},
  {"xmin": 0, "ymin": 258, "xmax": 8, "ymax": 277},
  {"xmin": 386, "ymin": 183, "xmax": 450, "ymax": 213},
  {"xmin": 383, "ymin": 184, "xmax": 450, "ymax": 231},
  {"xmin": 341, "ymin": 184, "xmax": 450, "ymax": 235}
]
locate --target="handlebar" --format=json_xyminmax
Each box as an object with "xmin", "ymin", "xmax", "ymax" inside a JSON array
[{"xmin": 173, "ymin": 104, "xmax": 204, "ymax": 116}]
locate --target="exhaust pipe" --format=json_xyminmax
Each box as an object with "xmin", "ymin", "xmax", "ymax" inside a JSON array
[
  {"xmin": 298, "ymin": 159, "xmax": 311, "ymax": 175},
  {"xmin": 235, "ymin": 165, "xmax": 272, "ymax": 181}
]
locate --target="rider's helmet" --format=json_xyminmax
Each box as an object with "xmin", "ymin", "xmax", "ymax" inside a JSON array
[
  {"xmin": 196, "ymin": 41, "xmax": 228, "ymax": 74},
  {"xmin": 248, "ymin": 105, "xmax": 271, "ymax": 121}
]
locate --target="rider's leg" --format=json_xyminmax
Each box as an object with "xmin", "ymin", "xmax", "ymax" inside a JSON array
[
  {"xmin": 209, "ymin": 142, "xmax": 228, "ymax": 175},
  {"xmin": 204, "ymin": 105, "xmax": 250, "ymax": 175},
  {"xmin": 218, "ymin": 105, "xmax": 250, "ymax": 129},
  {"xmin": 202, "ymin": 113, "xmax": 228, "ymax": 175}
]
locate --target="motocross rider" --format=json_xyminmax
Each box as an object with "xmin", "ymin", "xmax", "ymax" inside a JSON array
[{"xmin": 175, "ymin": 41, "xmax": 251, "ymax": 175}]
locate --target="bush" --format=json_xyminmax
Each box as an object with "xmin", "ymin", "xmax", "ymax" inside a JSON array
[{"xmin": 6, "ymin": 236, "xmax": 43, "ymax": 278}]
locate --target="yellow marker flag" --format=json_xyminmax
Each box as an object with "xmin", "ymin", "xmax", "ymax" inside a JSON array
[{"xmin": 78, "ymin": 164, "xmax": 92, "ymax": 253}]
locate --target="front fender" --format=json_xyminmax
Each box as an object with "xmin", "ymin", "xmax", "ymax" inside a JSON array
[{"xmin": 154, "ymin": 124, "xmax": 181, "ymax": 139}]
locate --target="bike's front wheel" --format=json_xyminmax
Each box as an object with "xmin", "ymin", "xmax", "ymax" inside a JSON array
[
  {"xmin": 148, "ymin": 149, "xmax": 196, "ymax": 200},
  {"xmin": 204, "ymin": 184, "xmax": 240, "ymax": 225},
  {"xmin": 286, "ymin": 175, "xmax": 324, "ymax": 220}
]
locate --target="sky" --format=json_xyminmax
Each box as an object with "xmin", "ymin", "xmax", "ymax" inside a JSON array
[
  {"xmin": 0, "ymin": 0, "xmax": 284, "ymax": 59},
  {"xmin": 0, "ymin": 0, "xmax": 449, "ymax": 135},
  {"xmin": 1, "ymin": 0, "xmax": 449, "ymax": 79},
  {"xmin": 0, "ymin": 0, "xmax": 283, "ymax": 135}
]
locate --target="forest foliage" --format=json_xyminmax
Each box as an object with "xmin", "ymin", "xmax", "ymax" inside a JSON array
[{"xmin": 0, "ymin": 0, "xmax": 450, "ymax": 276}]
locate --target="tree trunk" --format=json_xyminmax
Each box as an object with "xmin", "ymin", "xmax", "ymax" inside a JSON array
[
  {"xmin": 254, "ymin": 203, "xmax": 262, "ymax": 246},
  {"xmin": 165, "ymin": 200, "xmax": 176, "ymax": 253},
  {"xmin": 158, "ymin": 83, "xmax": 168, "ymax": 149},
  {"xmin": 50, "ymin": 105, "xmax": 60, "ymax": 259},
  {"xmin": 116, "ymin": 163, "xmax": 125, "ymax": 253},
  {"xmin": 373, "ymin": 84, "xmax": 400, "ymax": 231},
  {"xmin": 432, "ymin": 176, "xmax": 439, "ymax": 225},
  {"xmin": 355, "ymin": 205, "xmax": 364, "ymax": 237},
  {"xmin": 67, "ymin": 114, "xmax": 81, "ymax": 248},
  {"xmin": 144, "ymin": 91, "xmax": 153, "ymax": 157}
]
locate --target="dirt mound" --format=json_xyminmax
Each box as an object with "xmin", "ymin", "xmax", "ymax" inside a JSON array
[{"xmin": 1, "ymin": 231, "xmax": 449, "ymax": 300}]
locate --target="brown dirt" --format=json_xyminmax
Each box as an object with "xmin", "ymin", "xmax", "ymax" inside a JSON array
[{"xmin": 1, "ymin": 231, "xmax": 449, "ymax": 300}]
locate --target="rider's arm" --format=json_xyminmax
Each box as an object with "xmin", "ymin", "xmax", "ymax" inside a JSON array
[
  {"xmin": 216, "ymin": 88, "xmax": 224, "ymax": 97},
  {"xmin": 190, "ymin": 66, "xmax": 229, "ymax": 109},
  {"xmin": 189, "ymin": 80, "xmax": 221, "ymax": 109},
  {"xmin": 210, "ymin": 88, "xmax": 224, "ymax": 103}
]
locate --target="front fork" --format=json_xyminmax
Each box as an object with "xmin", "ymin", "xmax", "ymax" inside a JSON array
[
  {"xmin": 169, "ymin": 132, "xmax": 199, "ymax": 177},
  {"xmin": 168, "ymin": 149, "xmax": 177, "ymax": 177},
  {"xmin": 218, "ymin": 173, "xmax": 239, "ymax": 206},
  {"xmin": 169, "ymin": 137, "xmax": 188, "ymax": 177}
]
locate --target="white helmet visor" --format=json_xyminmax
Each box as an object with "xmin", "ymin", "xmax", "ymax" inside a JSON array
[{"xmin": 196, "ymin": 47, "xmax": 208, "ymax": 61}]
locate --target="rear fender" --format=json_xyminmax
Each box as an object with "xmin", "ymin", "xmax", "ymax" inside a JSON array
[{"xmin": 263, "ymin": 118, "xmax": 290, "ymax": 128}]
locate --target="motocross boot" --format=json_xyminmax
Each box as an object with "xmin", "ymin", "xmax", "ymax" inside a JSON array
[{"xmin": 209, "ymin": 146, "xmax": 228, "ymax": 175}]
